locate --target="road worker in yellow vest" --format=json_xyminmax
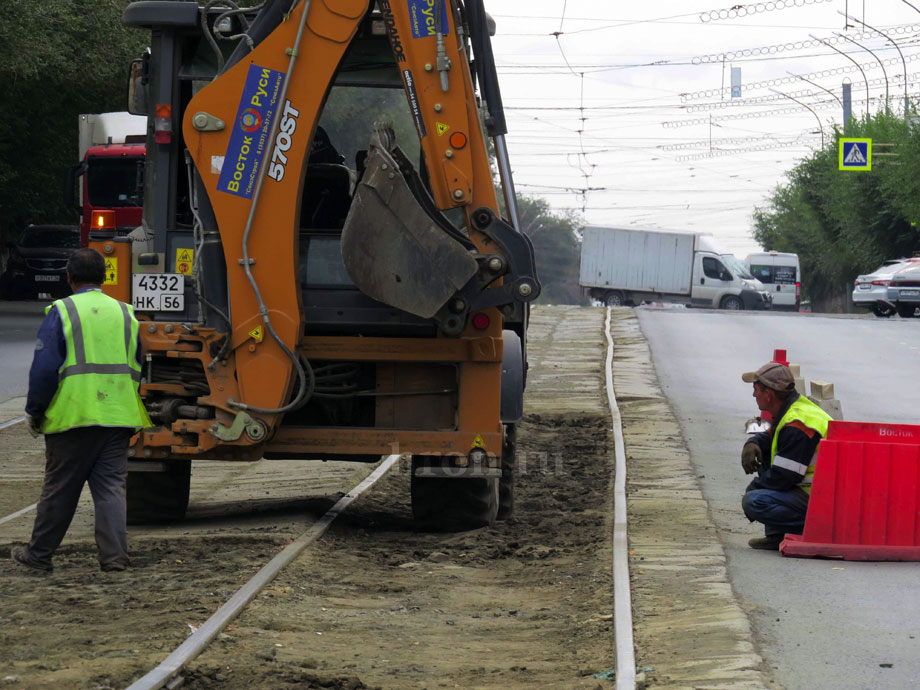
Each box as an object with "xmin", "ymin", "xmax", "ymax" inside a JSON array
[
  {"xmin": 740, "ymin": 362, "xmax": 832, "ymax": 551},
  {"xmin": 12, "ymin": 248, "xmax": 151, "ymax": 573}
]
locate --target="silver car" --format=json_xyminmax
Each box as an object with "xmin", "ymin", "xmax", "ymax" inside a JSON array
[
  {"xmin": 852, "ymin": 258, "xmax": 920, "ymax": 317},
  {"xmin": 887, "ymin": 263, "xmax": 920, "ymax": 318}
]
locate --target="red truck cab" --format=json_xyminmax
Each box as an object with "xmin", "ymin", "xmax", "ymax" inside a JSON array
[{"xmin": 66, "ymin": 113, "xmax": 146, "ymax": 246}]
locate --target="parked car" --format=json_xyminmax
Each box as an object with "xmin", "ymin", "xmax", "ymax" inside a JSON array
[
  {"xmin": 0, "ymin": 224, "xmax": 80, "ymax": 300},
  {"xmin": 887, "ymin": 263, "xmax": 920, "ymax": 318},
  {"xmin": 852, "ymin": 257, "xmax": 920, "ymax": 317}
]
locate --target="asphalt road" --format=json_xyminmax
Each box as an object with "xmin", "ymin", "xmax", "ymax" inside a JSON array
[
  {"xmin": 0, "ymin": 301, "xmax": 46, "ymax": 403},
  {"xmin": 638, "ymin": 307, "xmax": 920, "ymax": 690}
]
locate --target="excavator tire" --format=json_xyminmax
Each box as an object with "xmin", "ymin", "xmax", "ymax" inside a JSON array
[
  {"xmin": 497, "ymin": 424, "xmax": 516, "ymax": 520},
  {"xmin": 127, "ymin": 460, "xmax": 191, "ymax": 524},
  {"xmin": 411, "ymin": 457, "xmax": 499, "ymax": 530}
]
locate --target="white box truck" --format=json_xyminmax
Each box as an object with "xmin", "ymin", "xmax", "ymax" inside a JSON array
[{"xmin": 579, "ymin": 226, "xmax": 771, "ymax": 310}]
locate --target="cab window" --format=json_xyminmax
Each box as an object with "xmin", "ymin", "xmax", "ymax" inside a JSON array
[{"xmin": 703, "ymin": 257, "xmax": 728, "ymax": 280}]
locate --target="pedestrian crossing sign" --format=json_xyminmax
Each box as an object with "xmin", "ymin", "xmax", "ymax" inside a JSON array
[{"xmin": 839, "ymin": 138, "xmax": 871, "ymax": 171}]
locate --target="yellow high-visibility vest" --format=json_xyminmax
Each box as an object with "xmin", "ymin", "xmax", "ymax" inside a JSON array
[
  {"xmin": 42, "ymin": 290, "xmax": 152, "ymax": 433},
  {"xmin": 770, "ymin": 396, "xmax": 832, "ymax": 494}
]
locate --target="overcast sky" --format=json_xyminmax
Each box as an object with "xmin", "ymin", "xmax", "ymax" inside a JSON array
[{"xmin": 486, "ymin": 0, "xmax": 920, "ymax": 257}]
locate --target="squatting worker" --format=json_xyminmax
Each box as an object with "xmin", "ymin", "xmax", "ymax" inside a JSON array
[
  {"xmin": 739, "ymin": 362, "xmax": 832, "ymax": 551},
  {"xmin": 12, "ymin": 248, "xmax": 151, "ymax": 573}
]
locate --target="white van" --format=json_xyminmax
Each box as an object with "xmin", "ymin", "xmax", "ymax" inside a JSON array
[{"xmin": 745, "ymin": 251, "xmax": 801, "ymax": 311}]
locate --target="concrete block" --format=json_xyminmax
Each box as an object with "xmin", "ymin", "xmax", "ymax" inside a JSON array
[
  {"xmin": 788, "ymin": 363, "xmax": 801, "ymax": 377},
  {"xmin": 810, "ymin": 380, "xmax": 835, "ymax": 400},
  {"xmin": 808, "ymin": 397, "xmax": 843, "ymax": 420},
  {"xmin": 794, "ymin": 377, "xmax": 806, "ymax": 395}
]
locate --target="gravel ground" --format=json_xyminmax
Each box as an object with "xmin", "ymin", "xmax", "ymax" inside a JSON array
[{"xmin": 0, "ymin": 306, "xmax": 769, "ymax": 689}]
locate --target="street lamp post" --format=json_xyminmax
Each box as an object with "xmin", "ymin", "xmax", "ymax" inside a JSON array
[
  {"xmin": 787, "ymin": 71, "xmax": 844, "ymax": 107},
  {"xmin": 835, "ymin": 32, "xmax": 889, "ymax": 109},
  {"xmin": 840, "ymin": 11, "xmax": 909, "ymax": 116},
  {"xmin": 903, "ymin": 0, "xmax": 920, "ymax": 16},
  {"xmin": 809, "ymin": 34, "xmax": 871, "ymax": 112},
  {"xmin": 770, "ymin": 88, "xmax": 825, "ymax": 148}
]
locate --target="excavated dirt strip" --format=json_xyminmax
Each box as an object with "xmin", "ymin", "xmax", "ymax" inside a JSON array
[
  {"xmin": 177, "ymin": 306, "xmax": 616, "ymax": 689},
  {"xmin": 0, "ymin": 306, "xmax": 769, "ymax": 689}
]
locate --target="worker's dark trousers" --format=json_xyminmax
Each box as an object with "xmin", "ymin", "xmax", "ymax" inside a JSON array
[
  {"xmin": 742, "ymin": 485, "xmax": 809, "ymax": 538},
  {"xmin": 27, "ymin": 426, "xmax": 132, "ymax": 569}
]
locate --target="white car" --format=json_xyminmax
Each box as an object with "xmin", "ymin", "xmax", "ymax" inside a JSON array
[
  {"xmin": 852, "ymin": 258, "xmax": 920, "ymax": 317},
  {"xmin": 887, "ymin": 264, "xmax": 920, "ymax": 318}
]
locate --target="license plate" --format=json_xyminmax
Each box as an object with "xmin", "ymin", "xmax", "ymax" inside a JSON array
[
  {"xmin": 132, "ymin": 274, "xmax": 185, "ymax": 311},
  {"xmin": 858, "ymin": 284, "xmax": 870, "ymax": 290},
  {"xmin": 34, "ymin": 275, "xmax": 60, "ymax": 282},
  {"xmin": 901, "ymin": 289, "xmax": 920, "ymax": 297}
]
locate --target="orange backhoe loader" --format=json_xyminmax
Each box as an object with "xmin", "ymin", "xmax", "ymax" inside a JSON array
[{"xmin": 94, "ymin": 0, "xmax": 539, "ymax": 528}]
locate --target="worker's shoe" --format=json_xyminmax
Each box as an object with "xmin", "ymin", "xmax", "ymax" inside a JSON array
[
  {"xmin": 100, "ymin": 562, "xmax": 128, "ymax": 573},
  {"xmin": 11, "ymin": 546, "xmax": 52, "ymax": 573},
  {"xmin": 748, "ymin": 534, "xmax": 784, "ymax": 551}
]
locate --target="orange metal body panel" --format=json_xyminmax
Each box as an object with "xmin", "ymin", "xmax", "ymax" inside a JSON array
[
  {"xmin": 381, "ymin": 1, "xmax": 498, "ymax": 212},
  {"xmin": 182, "ymin": 0, "xmax": 366, "ymax": 421},
  {"xmin": 301, "ymin": 335, "xmax": 502, "ymax": 363},
  {"xmin": 128, "ymin": 1, "xmax": 510, "ymax": 464},
  {"xmin": 90, "ymin": 237, "xmax": 131, "ymax": 303},
  {"xmin": 268, "ymin": 427, "xmax": 502, "ymax": 459}
]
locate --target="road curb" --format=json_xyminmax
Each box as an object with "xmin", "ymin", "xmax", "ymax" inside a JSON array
[{"xmin": 609, "ymin": 309, "xmax": 770, "ymax": 689}]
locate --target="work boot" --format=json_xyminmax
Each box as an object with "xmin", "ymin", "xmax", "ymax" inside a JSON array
[
  {"xmin": 11, "ymin": 545, "xmax": 53, "ymax": 573},
  {"xmin": 748, "ymin": 534, "xmax": 784, "ymax": 551}
]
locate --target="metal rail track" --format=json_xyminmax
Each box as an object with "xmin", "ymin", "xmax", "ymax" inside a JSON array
[
  {"xmin": 0, "ymin": 416, "xmax": 38, "ymax": 526},
  {"xmin": 126, "ymin": 453, "xmax": 400, "ymax": 690},
  {"xmin": 0, "ymin": 414, "xmax": 25, "ymax": 431},
  {"xmin": 605, "ymin": 307, "xmax": 636, "ymax": 690}
]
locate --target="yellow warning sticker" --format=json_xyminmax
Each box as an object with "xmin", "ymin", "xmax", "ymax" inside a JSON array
[
  {"xmin": 103, "ymin": 258, "xmax": 117, "ymax": 285},
  {"xmin": 248, "ymin": 326, "xmax": 263, "ymax": 342},
  {"xmin": 436, "ymin": 122, "xmax": 450, "ymax": 136},
  {"xmin": 471, "ymin": 434, "xmax": 486, "ymax": 450},
  {"xmin": 175, "ymin": 248, "xmax": 194, "ymax": 276}
]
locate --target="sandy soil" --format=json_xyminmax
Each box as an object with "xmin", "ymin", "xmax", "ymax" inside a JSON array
[
  {"xmin": 179, "ymin": 408, "xmax": 616, "ymax": 690},
  {"xmin": 0, "ymin": 306, "xmax": 770, "ymax": 690}
]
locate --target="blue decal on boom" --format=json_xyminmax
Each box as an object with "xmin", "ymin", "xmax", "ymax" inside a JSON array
[
  {"xmin": 407, "ymin": 0, "xmax": 449, "ymax": 39},
  {"xmin": 218, "ymin": 64, "xmax": 286, "ymax": 198}
]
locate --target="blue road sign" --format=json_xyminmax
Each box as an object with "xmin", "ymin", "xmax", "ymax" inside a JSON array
[{"xmin": 839, "ymin": 138, "xmax": 871, "ymax": 171}]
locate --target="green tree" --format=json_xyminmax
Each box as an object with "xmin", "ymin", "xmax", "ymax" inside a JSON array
[
  {"xmin": 0, "ymin": 0, "xmax": 146, "ymax": 245},
  {"xmin": 517, "ymin": 195, "xmax": 586, "ymax": 305},
  {"xmin": 753, "ymin": 112, "xmax": 920, "ymax": 310}
]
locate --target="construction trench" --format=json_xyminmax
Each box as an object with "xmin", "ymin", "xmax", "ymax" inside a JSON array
[{"xmin": 1, "ymin": 306, "xmax": 771, "ymax": 689}]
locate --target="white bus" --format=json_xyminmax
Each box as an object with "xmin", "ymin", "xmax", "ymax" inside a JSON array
[{"xmin": 745, "ymin": 251, "xmax": 801, "ymax": 311}]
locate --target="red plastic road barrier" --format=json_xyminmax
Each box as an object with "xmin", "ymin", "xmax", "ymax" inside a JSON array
[{"xmin": 781, "ymin": 420, "xmax": 920, "ymax": 560}]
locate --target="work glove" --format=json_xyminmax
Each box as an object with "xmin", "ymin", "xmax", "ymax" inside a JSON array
[
  {"xmin": 25, "ymin": 414, "xmax": 42, "ymax": 438},
  {"xmin": 741, "ymin": 442, "xmax": 762, "ymax": 474}
]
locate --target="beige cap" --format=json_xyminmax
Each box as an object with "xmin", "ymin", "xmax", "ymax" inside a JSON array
[{"xmin": 741, "ymin": 362, "xmax": 796, "ymax": 392}]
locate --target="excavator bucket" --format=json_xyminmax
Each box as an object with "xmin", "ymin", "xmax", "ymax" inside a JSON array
[{"xmin": 341, "ymin": 126, "xmax": 477, "ymax": 319}]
